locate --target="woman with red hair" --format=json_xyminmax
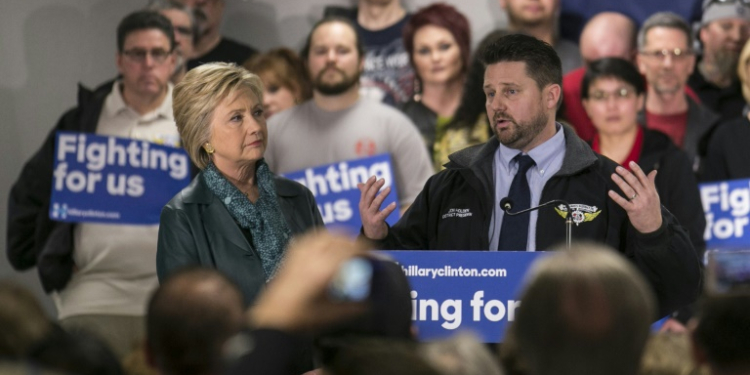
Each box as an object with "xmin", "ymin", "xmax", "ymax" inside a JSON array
[{"xmin": 401, "ymin": 3, "xmax": 486, "ymax": 170}]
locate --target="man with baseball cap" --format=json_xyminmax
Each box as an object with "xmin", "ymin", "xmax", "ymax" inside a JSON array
[{"xmin": 688, "ymin": 0, "xmax": 750, "ymax": 122}]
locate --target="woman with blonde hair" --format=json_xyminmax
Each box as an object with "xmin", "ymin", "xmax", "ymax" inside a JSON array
[{"xmin": 157, "ymin": 62, "xmax": 323, "ymax": 305}]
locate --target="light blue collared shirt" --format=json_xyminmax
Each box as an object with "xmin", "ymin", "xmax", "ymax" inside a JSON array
[{"xmin": 488, "ymin": 124, "xmax": 566, "ymax": 251}]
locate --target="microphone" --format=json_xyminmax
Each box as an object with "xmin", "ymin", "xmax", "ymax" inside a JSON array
[
  {"xmin": 500, "ymin": 197, "xmax": 513, "ymax": 212},
  {"xmin": 499, "ymin": 197, "xmax": 574, "ymax": 249}
]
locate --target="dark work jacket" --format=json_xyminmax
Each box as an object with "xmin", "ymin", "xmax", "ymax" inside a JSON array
[
  {"xmin": 6, "ymin": 81, "xmax": 114, "ymax": 292},
  {"xmin": 701, "ymin": 115, "xmax": 750, "ymax": 182},
  {"xmin": 638, "ymin": 129, "xmax": 706, "ymax": 257},
  {"xmin": 156, "ymin": 170, "xmax": 324, "ymax": 305},
  {"xmin": 638, "ymin": 95, "xmax": 721, "ymax": 174},
  {"xmin": 400, "ymin": 99, "xmax": 437, "ymax": 156},
  {"xmin": 374, "ymin": 125, "xmax": 702, "ymax": 318}
]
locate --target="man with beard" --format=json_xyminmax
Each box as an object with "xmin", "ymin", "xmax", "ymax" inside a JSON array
[
  {"xmin": 324, "ymin": 0, "xmax": 415, "ymax": 106},
  {"xmin": 148, "ymin": 0, "xmax": 197, "ymax": 83},
  {"xmin": 500, "ymin": 0, "xmax": 581, "ymax": 74},
  {"xmin": 359, "ymin": 34, "xmax": 701, "ymax": 320},
  {"xmin": 688, "ymin": 0, "xmax": 750, "ymax": 123},
  {"xmin": 264, "ymin": 17, "xmax": 433, "ymax": 211},
  {"xmin": 636, "ymin": 12, "xmax": 720, "ymax": 172}
]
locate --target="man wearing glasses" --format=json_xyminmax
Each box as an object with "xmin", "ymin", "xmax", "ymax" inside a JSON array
[
  {"xmin": 636, "ymin": 12, "xmax": 720, "ymax": 173},
  {"xmin": 689, "ymin": 0, "xmax": 750, "ymax": 123},
  {"xmin": 7, "ymin": 11, "xmax": 180, "ymax": 357}
]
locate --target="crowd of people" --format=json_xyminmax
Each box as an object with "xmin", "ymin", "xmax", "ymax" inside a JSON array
[{"xmin": 4, "ymin": 0, "xmax": 750, "ymax": 374}]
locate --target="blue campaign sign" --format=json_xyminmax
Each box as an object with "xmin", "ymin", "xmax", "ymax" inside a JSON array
[
  {"xmin": 283, "ymin": 154, "xmax": 399, "ymax": 235},
  {"xmin": 50, "ymin": 131, "xmax": 191, "ymax": 225},
  {"xmin": 382, "ymin": 251, "xmax": 546, "ymax": 343},
  {"xmin": 700, "ymin": 178, "xmax": 750, "ymax": 249}
]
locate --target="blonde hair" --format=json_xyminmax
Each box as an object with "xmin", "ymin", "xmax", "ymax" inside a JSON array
[
  {"xmin": 738, "ymin": 38, "xmax": 750, "ymax": 104},
  {"xmin": 639, "ymin": 333, "xmax": 707, "ymax": 375},
  {"xmin": 172, "ymin": 62, "xmax": 264, "ymax": 169}
]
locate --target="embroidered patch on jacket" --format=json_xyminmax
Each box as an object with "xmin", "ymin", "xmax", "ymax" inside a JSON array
[
  {"xmin": 554, "ymin": 204, "xmax": 601, "ymax": 226},
  {"xmin": 442, "ymin": 208, "xmax": 473, "ymax": 219}
]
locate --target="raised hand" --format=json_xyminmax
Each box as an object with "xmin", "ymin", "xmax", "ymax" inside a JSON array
[
  {"xmin": 358, "ymin": 176, "xmax": 396, "ymax": 240},
  {"xmin": 608, "ymin": 161, "xmax": 663, "ymax": 234}
]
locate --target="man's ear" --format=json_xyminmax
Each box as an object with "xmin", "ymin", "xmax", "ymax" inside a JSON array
[
  {"xmin": 116, "ymin": 51, "xmax": 124, "ymax": 76},
  {"xmin": 546, "ymin": 84, "xmax": 562, "ymax": 110}
]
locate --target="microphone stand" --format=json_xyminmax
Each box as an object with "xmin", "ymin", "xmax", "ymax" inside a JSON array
[{"xmin": 504, "ymin": 200, "xmax": 573, "ymax": 249}]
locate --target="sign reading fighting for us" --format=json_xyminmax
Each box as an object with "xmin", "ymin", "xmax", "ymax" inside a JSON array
[
  {"xmin": 383, "ymin": 251, "xmax": 546, "ymax": 343},
  {"xmin": 700, "ymin": 178, "xmax": 750, "ymax": 249},
  {"xmin": 283, "ymin": 154, "xmax": 399, "ymax": 235},
  {"xmin": 50, "ymin": 131, "xmax": 191, "ymax": 225}
]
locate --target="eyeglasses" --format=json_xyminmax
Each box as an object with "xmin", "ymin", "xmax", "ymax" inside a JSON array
[
  {"xmin": 639, "ymin": 48, "xmax": 694, "ymax": 61},
  {"xmin": 588, "ymin": 88, "xmax": 636, "ymax": 102},
  {"xmin": 703, "ymin": 0, "xmax": 750, "ymax": 10},
  {"xmin": 122, "ymin": 48, "xmax": 173, "ymax": 64}
]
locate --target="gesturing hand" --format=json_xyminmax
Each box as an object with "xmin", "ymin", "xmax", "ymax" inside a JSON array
[
  {"xmin": 358, "ymin": 176, "xmax": 396, "ymax": 240},
  {"xmin": 608, "ymin": 161, "xmax": 663, "ymax": 234}
]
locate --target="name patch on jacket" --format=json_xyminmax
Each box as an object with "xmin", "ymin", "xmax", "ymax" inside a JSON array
[
  {"xmin": 50, "ymin": 131, "xmax": 191, "ymax": 225},
  {"xmin": 554, "ymin": 204, "xmax": 601, "ymax": 226},
  {"xmin": 442, "ymin": 208, "xmax": 473, "ymax": 219}
]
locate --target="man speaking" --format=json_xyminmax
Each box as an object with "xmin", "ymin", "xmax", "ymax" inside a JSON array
[{"xmin": 359, "ymin": 34, "xmax": 701, "ymax": 318}]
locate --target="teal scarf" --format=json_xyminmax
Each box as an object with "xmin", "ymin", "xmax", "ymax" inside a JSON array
[{"xmin": 202, "ymin": 160, "xmax": 291, "ymax": 280}]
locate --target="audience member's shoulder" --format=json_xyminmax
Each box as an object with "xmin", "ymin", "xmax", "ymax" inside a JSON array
[
  {"xmin": 359, "ymin": 98, "xmax": 414, "ymax": 123},
  {"xmin": 267, "ymin": 101, "xmax": 311, "ymax": 129},
  {"xmin": 713, "ymin": 115, "xmax": 750, "ymax": 139},
  {"xmin": 219, "ymin": 37, "xmax": 258, "ymax": 57}
]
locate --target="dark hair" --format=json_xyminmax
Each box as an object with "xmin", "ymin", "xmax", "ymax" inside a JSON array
[
  {"xmin": 147, "ymin": 267, "xmax": 245, "ymax": 375},
  {"xmin": 449, "ymin": 29, "xmax": 509, "ymax": 131},
  {"xmin": 244, "ymin": 47, "xmax": 313, "ymax": 101},
  {"xmin": 637, "ymin": 12, "xmax": 693, "ymax": 52},
  {"xmin": 403, "ymin": 3, "xmax": 472, "ymax": 75},
  {"xmin": 117, "ymin": 10, "xmax": 175, "ymax": 52},
  {"xmin": 693, "ymin": 296, "xmax": 750, "ymax": 373},
  {"xmin": 481, "ymin": 33, "xmax": 562, "ymax": 90},
  {"xmin": 146, "ymin": 0, "xmax": 199, "ymax": 44},
  {"xmin": 301, "ymin": 16, "xmax": 365, "ymax": 61},
  {"xmin": 580, "ymin": 58, "xmax": 646, "ymax": 99}
]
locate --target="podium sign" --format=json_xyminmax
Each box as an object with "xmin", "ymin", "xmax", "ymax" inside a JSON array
[{"xmin": 382, "ymin": 250, "xmax": 546, "ymax": 343}]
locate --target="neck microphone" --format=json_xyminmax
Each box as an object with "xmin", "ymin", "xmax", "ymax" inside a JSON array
[{"xmin": 499, "ymin": 197, "xmax": 574, "ymax": 249}]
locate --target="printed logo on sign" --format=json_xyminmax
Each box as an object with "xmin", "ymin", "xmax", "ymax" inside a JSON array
[
  {"xmin": 554, "ymin": 204, "xmax": 601, "ymax": 226},
  {"xmin": 442, "ymin": 208, "xmax": 473, "ymax": 219},
  {"xmin": 51, "ymin": 203, "xmax": 68, "ymax": 219}
]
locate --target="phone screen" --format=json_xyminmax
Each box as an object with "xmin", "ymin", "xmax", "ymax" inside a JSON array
[
  {"xmin": 706, "ymin": 250, "xmax": 750, "ymax": 295},
  {"xmin": 328, "ymin": 257, "xmax": 373, "ymax": 301}
]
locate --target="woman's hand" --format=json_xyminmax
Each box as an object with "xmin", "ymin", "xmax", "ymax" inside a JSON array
[
  {"xmin": 608, "ymin": 161, "xmax": 663, "ymax": 234},
  {"xmin": 358, "ymin": 176, "xmax": 396, "ymax": 240}
]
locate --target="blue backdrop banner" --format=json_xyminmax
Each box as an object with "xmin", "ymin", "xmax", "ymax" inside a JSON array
[
  {"xmin": 283, "ymin": 154, "xmax": 399, "ymax": 235},
  {"xmin": 382, "ymin": 250, "xmax": 546, "ymax": 343},
  {"xmin": 700, "ymin": 178, "xmax": 750, "ymax": 250},
  {"xmin": 49, "ymin": 131, "xmax": 191, "ymax": 225}
]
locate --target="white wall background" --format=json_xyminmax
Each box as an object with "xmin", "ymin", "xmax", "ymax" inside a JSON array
[{"xmin": 0, "ymin": 0, "xmax": 507, "ymax": 316}]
